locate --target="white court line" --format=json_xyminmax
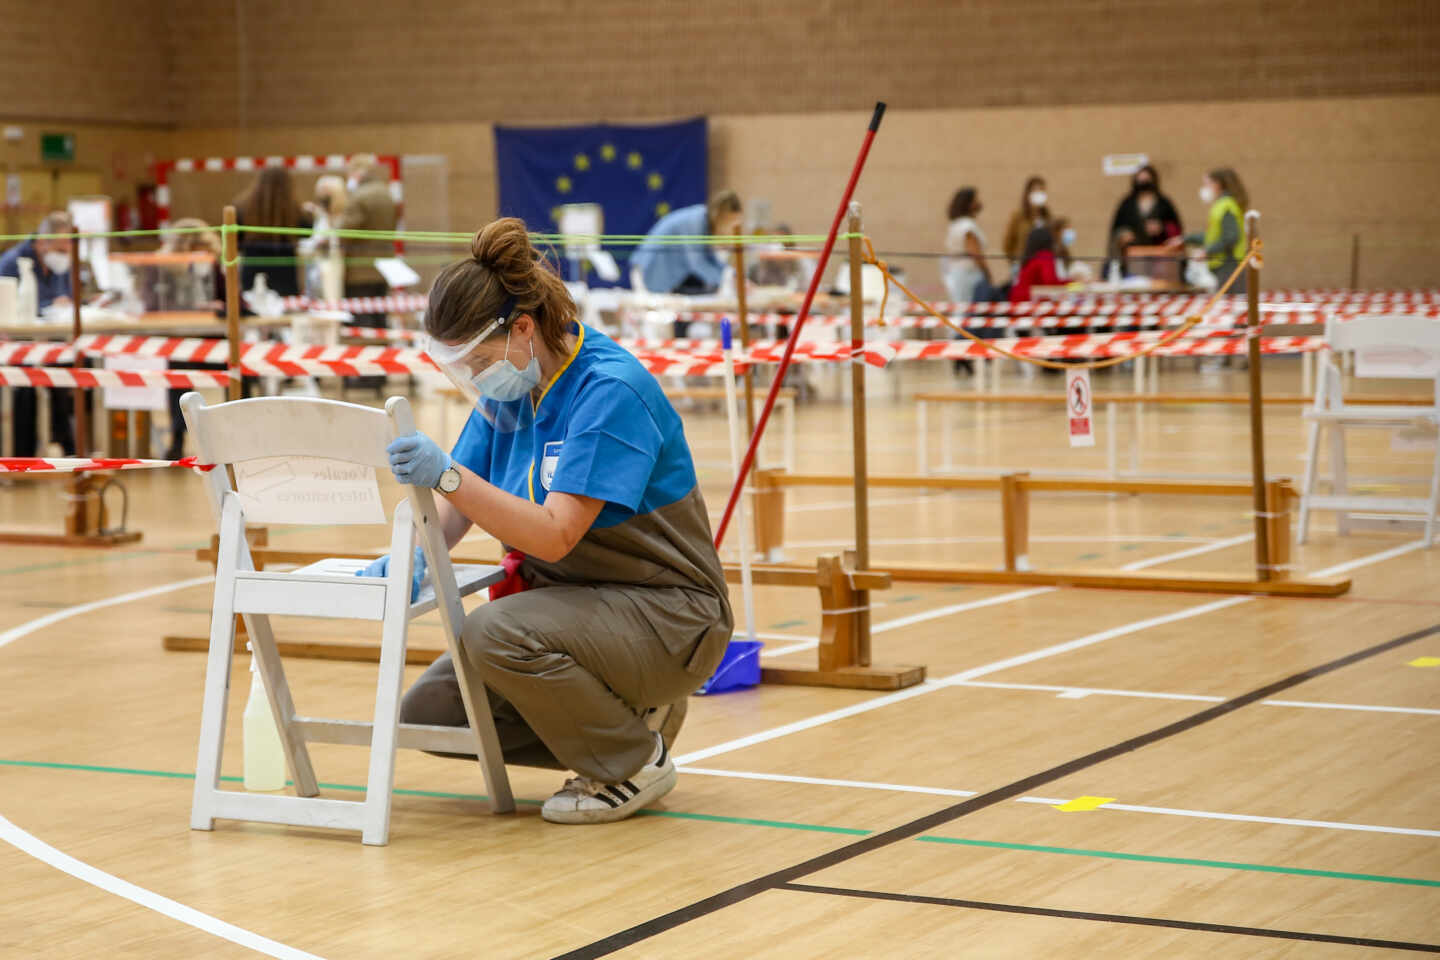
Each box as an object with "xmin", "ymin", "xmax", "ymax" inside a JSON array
[
  {"xmin": 1119, "ymin": 533, "xmax": 1254, "ymax": 571},
  {"xmin": 677, "ymin": 536, "xmax": 1430, "ymax": 766},
  {"xmin": 674, "ymin": 596, "xmax": 1246, "ymax": 765},
  {"xmin": 679, "ymin": 767, "xmax": 977, "ymax": 799},
  {"xmin": 675, "ymin": 769, "xmax": 1439, "ymax": 839},
  {"xmin": 0, "ymin": 814, "xmax": 329, "ymax": 959},
  {"xmin": 758, "ymin": 532, "xmax": 1250, "ymax": 661},
  {"xmin": 956, "ymin": 680, "xmax": 1440, "ymax": 717},
  {"xmin": 0, "ymin": 575, "xmax": 213, "ymax": 651}
]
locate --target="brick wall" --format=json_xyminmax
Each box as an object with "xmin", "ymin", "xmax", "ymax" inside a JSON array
[
  {"xmin": 166, "ymin": 0, "xmax": 1440, "ymax": 127},
  {"xmin": 0, "ymin": 0, "xmax": 170, "ymax": 126}
]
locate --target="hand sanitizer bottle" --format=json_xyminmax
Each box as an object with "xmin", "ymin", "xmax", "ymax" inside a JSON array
[
  {"xmin": 243, "ymin": 649, "xmax": 287, "ymax": 792},
  {"xmin": 16, "ymin": 257, "xmax": 38, "ymax": 322}
]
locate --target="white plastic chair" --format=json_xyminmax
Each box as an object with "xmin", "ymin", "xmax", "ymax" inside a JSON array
[
  {"xmin": 181, "ymin": 392, "xmax": 514, "ymax": 845},
  {"xmin": 1297, "ymin": 316, "xmax": 1440, "ymax": 547}
]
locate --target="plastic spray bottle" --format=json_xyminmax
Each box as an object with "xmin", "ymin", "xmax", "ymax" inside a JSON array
[{"xmin": 243, "ymin": 647, "xmax": 287, "ymax": 792}]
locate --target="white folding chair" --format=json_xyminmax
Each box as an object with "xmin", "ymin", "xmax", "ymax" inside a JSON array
[
  {"xmin": 181, "ymin": 392, "xmax": 514, "ymax": 845},
  {"xmin": 1297, "ymin": 316, "xmax": 1440, "ymax": 547}
]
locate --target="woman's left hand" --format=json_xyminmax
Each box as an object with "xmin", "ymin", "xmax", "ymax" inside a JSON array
[{"xmin": 386, "ymin": 431, "xmax": 452, "ymax": 488}]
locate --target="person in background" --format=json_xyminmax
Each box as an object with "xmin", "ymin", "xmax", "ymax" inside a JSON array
[
  {"xmin": 1010, "ymin": 225, "xmax": 1061, "ymax": 303},
  {"xmin": 941, "ymin": 187, "xmax": 995, "ymax": 304},
  {"xmin": 300, "ymin": 174, "xmax": 347, "ymax": 300},
  {"xmin": 233, "ymin": 167, "xmax": 308, "ymax": 298},
  {"xmin": 630, "ymin": 189, "xmax": 743, "ymax": 297},
  {"xmin": 1170, "ymin": 167, "xmax": 1248, "ymax": 293},
  {"xmin": 1108, "ymin": 165, "xmax": 1182, "ymax": 269},
  {"xmin": 338, "ymin": 156, "xmax": 398, "ymax": 389},
  {"xmin": 1002, "ymin": 176, "xmax": 1051, "ymax": 269},
  {"xmin": 1, "ymin": 212, "xmax": 77, "ymax": 456},
  {"xmin": 160, "ymin": 220, "xmax": 225, "ymax": 460},
  {"xmin": 1050, "ymin": 217, "xmax": 1093, "ymax": 283}
]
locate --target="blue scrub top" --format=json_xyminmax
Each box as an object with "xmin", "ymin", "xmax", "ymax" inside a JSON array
[{"xmin": 450, "ymin": 323, "xmax": 697, "ymax": 529}]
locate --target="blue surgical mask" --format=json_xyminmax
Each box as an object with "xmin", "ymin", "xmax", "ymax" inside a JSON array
[
  {"xmin": 473, "ymin": 329, "xmax": 541, "ymax": 402},
  {"xmin": 1061, "ymin": 228, "xmax": 1077, "ymax": 248}
]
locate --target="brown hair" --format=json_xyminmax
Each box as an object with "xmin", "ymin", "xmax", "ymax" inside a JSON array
[
  {"xmin": 163, "ymin": 217, "xmax": 222, "ymax": 257},
  {"xmin": 1208, "ymin": 167, "xmax": 1249, "ymax": 211},
  {"xmin": 236, "ymin": 168, "xmax": 301, "ymax": 231},
  {"xmin": 426, "ymin": 217, "xmax": 576, "ymax": 357},
  {"xmin": 1020, "ymin": 175, "xmax": 1048, "ymax": 218},
  {"xmin": 708, "ymin": 189, "xmax": 742, "ymax": 223},
  {"xmin": 947, "ymin": 187, "xmax": 978, "ymax": 221}
]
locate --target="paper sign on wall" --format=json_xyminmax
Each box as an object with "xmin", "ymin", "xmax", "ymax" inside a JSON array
[
  {"xmin": 1066, "ymin": 368, "xmax": 1095, "ymax": 447},
  {"xmin": 234, "ymin": 456, "xmax": 385, "ymax": 525},
  {"xmin": 1102, "ymin": 153, "xmax": 1149, "ymax": 176}
]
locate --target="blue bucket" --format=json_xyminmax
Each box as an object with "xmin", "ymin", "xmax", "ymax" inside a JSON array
[{"xmin": 697, "ymin": 639, "xmax": 764, "ymax": 694}]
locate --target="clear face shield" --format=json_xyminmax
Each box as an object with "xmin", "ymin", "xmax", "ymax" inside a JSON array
[{"xmin": 424, "ymin": 297, "xmax": 534, "ymax": 434}]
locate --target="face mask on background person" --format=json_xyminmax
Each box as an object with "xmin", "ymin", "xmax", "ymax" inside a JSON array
[
  {"xmin": 41, "ymin": 251, "xmax": 70, "ymax": 275},
  {"xmin": 1136, "ymin": 191, "xmax": 1157, "ymax": 216},
  {"xmin": 1199, "ymin": 183, "xmax": 1218, "ymax": 205},
  {"xmin": 1061, "ymin": 228, "xmax": 1077, "ymax": 248},
  {"xmin": 1028, "ymin": 190, "xmax": 1048, "ymax": 209}
]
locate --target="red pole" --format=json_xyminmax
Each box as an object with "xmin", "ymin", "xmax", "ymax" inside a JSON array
[{"xmin": 713, "ymin": 101, "xmax": 886, "ymax": 547}]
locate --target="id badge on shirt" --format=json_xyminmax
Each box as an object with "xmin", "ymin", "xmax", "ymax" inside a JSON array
[{"xmin": 540, "ymin": 440, "xmax": 562, "ymax": 491}]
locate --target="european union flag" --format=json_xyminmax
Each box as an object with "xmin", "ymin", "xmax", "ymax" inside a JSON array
[{"xmin": 494, "ymin": 117, "xmax": 708, "ymax": 286}]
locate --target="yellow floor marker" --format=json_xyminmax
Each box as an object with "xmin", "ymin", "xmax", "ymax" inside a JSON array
[
  {"xmin": 1407, "ymin": 656, "xmax": 1440, "ymax": 668},
  {"xmin": 1054, "ymin": 795, "xmax": 1117, "ymax": 812}
]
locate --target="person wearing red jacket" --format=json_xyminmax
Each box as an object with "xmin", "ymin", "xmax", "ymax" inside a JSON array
[{"xmin": 1010, "ymin": 225, "xmax": 1061, "ymax": 302}]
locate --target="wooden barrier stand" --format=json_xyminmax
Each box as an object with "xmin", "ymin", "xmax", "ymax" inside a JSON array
[{"xmin": 747, "ymin": 469, "xmax": 1339, "ymax": 597}]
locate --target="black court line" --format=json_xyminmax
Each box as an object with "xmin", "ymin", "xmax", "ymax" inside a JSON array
[
  {"xmin": 551, "ymin": 621, "xmax": 1440, "ymax": 959},
  {"xmin": 777, "ymin": 882, "xmax": 1440, "ymax": 954}
]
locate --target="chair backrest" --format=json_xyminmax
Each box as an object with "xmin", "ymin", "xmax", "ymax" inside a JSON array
[
  {"xmin": 180, "ymin": 393, "xmax": 418, "ymax": 526},
  {"xmin": 1317, "ymin": 314, "xmax": 1440, "ymax": 408}
]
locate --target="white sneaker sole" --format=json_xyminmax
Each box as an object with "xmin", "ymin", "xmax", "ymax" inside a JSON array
[{"xmin": 542, "ymin": 763, "xmax": 678, "ymax": 825}]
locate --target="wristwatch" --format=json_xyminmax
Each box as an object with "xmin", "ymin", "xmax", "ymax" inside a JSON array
[{"xmin": 437, "ymin": 465, "xmax": 462, "ymax": 494}]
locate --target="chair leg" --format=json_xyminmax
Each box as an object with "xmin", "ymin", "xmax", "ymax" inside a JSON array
[
  {"xmin": 191, "ymin": 500, "xmax": 245, "ymax": 831},
  {"xmin": 1330, "ymin": 423, "xmax": 1350, "ymax": 536},
  {"xmin": 361, "ymin": 608, "xmax": 410, "ymax": 846},
  {"xmin": 245, "ymin": 612, "xmax": 319, "ymax": 798},
  {"xmin": 1297, "ymin": 421, "xmax": 1320, "ymax": 545}
]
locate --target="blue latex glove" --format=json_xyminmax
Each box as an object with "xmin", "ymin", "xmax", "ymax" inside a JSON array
[
  {"xmin": 355, "ymin": 546, "xmax": 428, "ymax": 602},
  {"xmin": 386, "ymin": 431, "xmax": 452, "ymax": 489}
]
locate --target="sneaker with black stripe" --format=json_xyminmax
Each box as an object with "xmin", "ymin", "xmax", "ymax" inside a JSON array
[{"xmin": 540, "ymin": 732, "xmax": 677, "ymax": 825}]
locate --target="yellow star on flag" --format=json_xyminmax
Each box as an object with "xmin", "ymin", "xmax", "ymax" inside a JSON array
[
  {"xmin": 600, "ymin": 144, "xmax": 616, "ymax": 162},
  {"xmin": 556, "ymin": 175, "xmax": 572, "ymax": 194},
  {"xmin": 574, "ymin": 153, "xmax": 591, "ymax": 171},
  {"xmin": 655, "ymin": 201, "xmax": 671, "ymax": 217},
  {"xmin": 627, "ymin": 151, "xmax": 643, "ymax": 169},
  {"xmin": 646, "ymin": 172, "xmax": 663, "ymax": 191}
]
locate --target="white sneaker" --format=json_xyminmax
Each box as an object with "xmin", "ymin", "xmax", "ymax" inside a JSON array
[{"xmin": 541, "ymin": 733, "xmax": 677, "ymax": 825}]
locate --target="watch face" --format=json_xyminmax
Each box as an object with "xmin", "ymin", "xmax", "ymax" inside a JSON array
[{"xmin": 439, "ymin": 467, "xmax": 461, "ymax": 493}]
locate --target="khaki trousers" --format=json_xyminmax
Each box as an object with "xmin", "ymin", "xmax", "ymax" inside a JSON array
[{"xmin": 400, "ymin": 583, "xmax": 728, "ymax": 783}]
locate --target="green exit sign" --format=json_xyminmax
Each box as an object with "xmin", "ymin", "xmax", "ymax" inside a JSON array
[{"xmin": 41, "ymin": 132, "xmax": 75, "ymax": 164}]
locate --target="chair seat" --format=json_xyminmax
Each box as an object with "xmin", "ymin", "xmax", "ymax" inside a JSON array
[{"xmin": 292, "ymin": 557, "xmax": 506, "ymax": 617}]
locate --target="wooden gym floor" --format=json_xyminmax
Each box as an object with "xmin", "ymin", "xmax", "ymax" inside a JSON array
[{"xmin": 1, "ymin": 356, "xmax": 1437, "ymax": 958}]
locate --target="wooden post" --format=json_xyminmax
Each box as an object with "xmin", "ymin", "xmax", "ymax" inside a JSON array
[
  {"xmin": 752, "ymin": 467, "xmax": 786, "ymax": 560},
  {"xmin": 846, "ymin": 205, "xmax": 872, "ymax": 666},
  {"xmin": 1245, "ymin": 211, "xmax": 1271, "ymax": 581},
  {"xmin": 223, "ymin": 205, "xmax": 242, "ymax": 403},
  {"xmin": 70, "ymin": 227, "xmax": 87, "ymax": 455},
  {"xmin": 1000, "ymin": 472, "xmax": 1031, "ymax": 572},
  {"xmin": 1266, "ymin": 479, "xmax": 1293, "ymax": 581},
  {"xmin": 1349, "ymin": 233, "xmax": 1360, "ymax": 290}
]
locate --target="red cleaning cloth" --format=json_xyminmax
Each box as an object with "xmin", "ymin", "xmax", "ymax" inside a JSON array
[{"xmin": 489, "ymin": 550, "xmax": 529, "ymax": 601}]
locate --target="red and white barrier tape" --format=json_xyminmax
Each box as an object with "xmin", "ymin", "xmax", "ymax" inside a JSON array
[
  {"xmin": 280, "ymin": 293, "xmax": 429, "ymax": 314},
  {"xmin": 0, "ymin": 456, "xmax": 215, "ymax": 474}
]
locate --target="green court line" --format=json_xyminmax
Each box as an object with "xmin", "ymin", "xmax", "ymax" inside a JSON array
[
  {"xmin": 916, "ymin": 836, "xmax": 1440, "ymax": 888},
  {"xmin": 768, "ymin": 619, "xmax": 808, "ymax": 630},
  {"xmin": 1077, "ymin": 552, "xmax": 1102, "ymax": 561},
  {"xmin": 6, "ymin": 759, "xmax": 1436, "ymax": 886}
]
